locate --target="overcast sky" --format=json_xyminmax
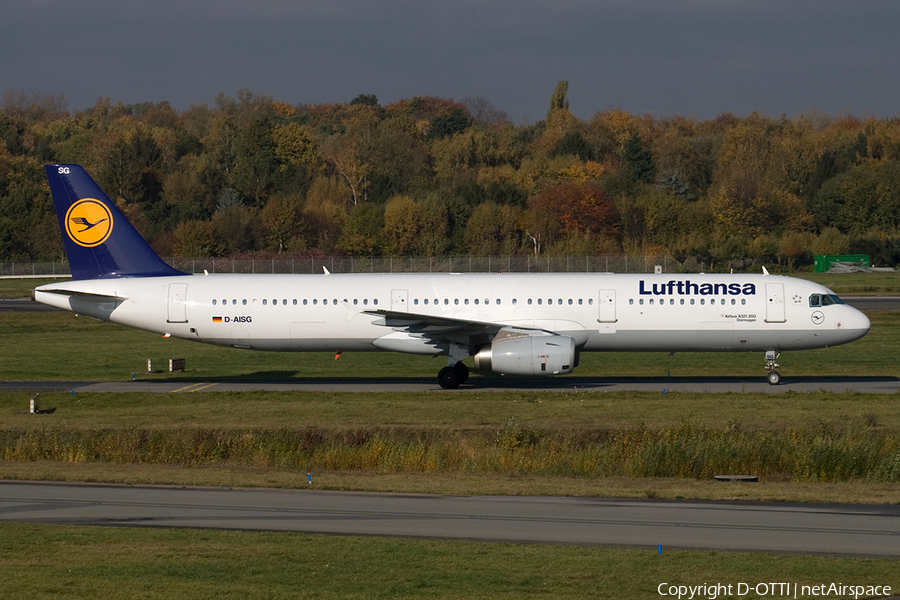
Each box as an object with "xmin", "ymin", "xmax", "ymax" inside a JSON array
[{"xmin": 2, "ymin": 0, "xmax": 898, "ymax": 122}]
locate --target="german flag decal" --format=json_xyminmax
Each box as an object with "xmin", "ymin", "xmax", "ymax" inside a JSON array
[{"xmin": 212, "ymin": 316, "xmax": 223, "ymax": 323}]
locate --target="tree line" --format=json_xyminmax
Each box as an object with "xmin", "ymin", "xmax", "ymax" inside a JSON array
[{"xmin": 2, "ymin": 83, "xmax": 899, "ymax": 267}]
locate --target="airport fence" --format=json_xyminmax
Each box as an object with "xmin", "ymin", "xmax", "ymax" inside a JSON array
[{"xmin": 0, "ymin": 254, "xmax": 753, "ymax": 278}]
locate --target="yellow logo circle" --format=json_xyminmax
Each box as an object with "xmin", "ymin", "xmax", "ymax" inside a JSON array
[{"xmin": 65, "ymin": 199, "xmax": 113, "ymax": 247}]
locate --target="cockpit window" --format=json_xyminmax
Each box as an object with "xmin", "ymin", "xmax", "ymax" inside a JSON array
[{"xmin": 810, "ymin": 293, "xmax": 844, "ymax": 307}]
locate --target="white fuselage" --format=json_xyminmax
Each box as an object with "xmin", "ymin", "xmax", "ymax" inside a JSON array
[{"xmin": 34, "ymin": 272, "xmax": 870, "ymax": 356}]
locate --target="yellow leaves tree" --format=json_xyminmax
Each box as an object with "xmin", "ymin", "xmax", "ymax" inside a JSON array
[
  {"xmin": 272, "ymin": 123, "xmax": 321, "ymax": 171},
  {"xmin": 464, "ymin": 202, "xmax": 523, "ymax": 256},
  {"xmin": 383, "ymin": 194, "xmax": 424, "ymax": 255}
]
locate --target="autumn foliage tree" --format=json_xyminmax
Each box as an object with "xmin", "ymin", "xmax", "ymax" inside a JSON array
[
  {"xmin": 530, "ymin": 182, "xmax": 619, "ymax": 239},
  {"xmin": 4, "ymin": 84, "xmax": 900, "ymax": 267}
]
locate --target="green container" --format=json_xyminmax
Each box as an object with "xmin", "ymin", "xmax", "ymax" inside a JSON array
[{"xmin": 814, "ymin": 254, "xmax": 871, "ymax": 272}]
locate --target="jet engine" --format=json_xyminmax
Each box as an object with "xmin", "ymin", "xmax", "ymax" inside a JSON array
[{"xmin": 473, "ymin": 329, "xmax": 576, "ymax": 376}]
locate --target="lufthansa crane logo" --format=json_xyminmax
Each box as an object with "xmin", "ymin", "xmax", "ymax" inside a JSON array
[{"xmin": 65, "ymin": 199, "xmax": 113, "ymax": 247}]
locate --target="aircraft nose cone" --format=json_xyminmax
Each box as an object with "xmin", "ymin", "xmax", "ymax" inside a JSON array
[
  {"xmin": 855, "ymin": 309, "xmax": 871, "ymax": 333},
  {"xmin": 843, "ymin": 307, "xmax": 870, "ymax": 342}
]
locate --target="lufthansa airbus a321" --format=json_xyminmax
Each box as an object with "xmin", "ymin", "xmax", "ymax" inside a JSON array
[{"xmin": 33, "ymin": 164, "xmax": 871, "ymax": 388}]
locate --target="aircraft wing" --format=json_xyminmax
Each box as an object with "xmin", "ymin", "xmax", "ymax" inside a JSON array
[{"xmin": 363, "ymin": 309, "xmax": 541, "ymax": 347}]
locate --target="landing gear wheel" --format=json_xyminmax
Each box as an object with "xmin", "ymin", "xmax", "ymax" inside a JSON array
[
  {"xmin": 766, "ymin": 370, "xmax": 782, "ymax": 385},
  {"xmin": 455, "ymin": 362, "xmax": 469, "ymax": 384},
  {"xmin": 438, "ymin": 366, "xmax": 462, "ymax": 389}
]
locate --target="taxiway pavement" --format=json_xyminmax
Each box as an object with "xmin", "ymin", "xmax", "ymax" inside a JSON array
[{"xmin": 1, "ymin": 481, "xmax": 898, "ymax": 555}]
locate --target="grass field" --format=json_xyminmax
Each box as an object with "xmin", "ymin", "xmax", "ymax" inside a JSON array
[
  {"xmin": 2, "ymin": 388, "xmax": 900, "ymax": 503},
  {"xmin": 1, "ymin": 522, "xmax": 896, "ymax": 600}
]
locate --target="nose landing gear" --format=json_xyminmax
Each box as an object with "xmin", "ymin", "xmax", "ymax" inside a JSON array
[{"xmin": 765, "ymin": 350, "xmax": 781, "ymax": 385}]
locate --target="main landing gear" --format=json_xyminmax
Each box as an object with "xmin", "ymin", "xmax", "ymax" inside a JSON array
[
  {"xmin": 765, "ymin": 350, "xmax": 781, "ymax": 385},
  {"xmin": 438, "ymin": 361, "xmax": 469, "ymax": 389}
]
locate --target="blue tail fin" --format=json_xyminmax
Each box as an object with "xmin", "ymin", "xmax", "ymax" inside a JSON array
[{"xmin": 45, "ymin": 164, "xmax": 187, "ymax": 280}]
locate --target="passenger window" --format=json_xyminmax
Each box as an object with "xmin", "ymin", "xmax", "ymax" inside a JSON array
[
  {"xmin": 465, "ymin": 299, "xmax": 469, "ymax": 305},
  {"xmin": 263, "ymin": 299, "xmax": 267, "ymax": 305},
  {"xmin": 313, "ymin": 299, "xmax": 318, "ymax": 305},
  {"xmin": 212, "ymin": 299, "xmax": 217, "ymax": 306},
  {"xmin": 353, "ymin": 299, "xmax": 358, "ymax": 305},
  {"xmin": 731, "ymin": 299, "xmax": 736, "ymax": 305},
  {"xmin": 680, "ymin": 299, "xmax": 684, "ymax": 305},
  {"xmin": 512, "ymin": 299, "xmax": 517, "ymax": 305},
  {"xmin": 670, "ymin": 299, "xmax": 674, "ymax": 305},
  {"xmin": 639, "ymin": 299, "xmax": 644, "ymax": 305},
  {"xmin": 495, "ymin": 299, "xmax": 500, "ymax": 305},
  {"xmin": 538, "ymin": 299, "xmax": 542, "ymax": 305},
  {"xmin": 474, "ymin": 299, "xmax": 479, "ymax": 305},
  {"xmin": 629, "ymin": 299, "xmax": 634, "ymax": 305},
  {"xmin": 691, "ymin": 299, "xmax": 695, "ymax": 305},
  {"xmin": 649, "ymin": 299, "xmax": 654, "ymax": 305},
  {"xmin": 242, "ymin": 299, "xmax": 247, "ymax": 306},
  {"xmin": 414, "ymin": 299, "xmax": 419, "ymax": 305},
  {"xmin": 293, "ymin": 299, "xmax": 297, "ymax": 305},
  {"xmin": 741, "ymin": 299, "xmax": 746, "ymax": 305},
  {"xmin": 578, "ymin": 299, "xmax": 583, "ymax": 305},
  {"xmin": 710, "ymin": 299, "xmax": 715, "ymax": 305},
  {"xmin": 588, "ymin": 299, "xmax": 593, "ymax": 305},
  {"xmin": 700, "ymin": 299, "xmax": 705, "ymax": 305},
  {"xmin": 528, "ymin": 299, "xmax": 532, "ymax": 305}
]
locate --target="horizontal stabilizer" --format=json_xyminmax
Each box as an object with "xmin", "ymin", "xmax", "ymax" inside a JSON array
[{"xmin": 36, "ymin": 288, "xmax": 126, "ymax": 302}]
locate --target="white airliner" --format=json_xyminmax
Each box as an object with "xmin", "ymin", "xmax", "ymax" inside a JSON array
[{"xmin": 33, "ymin": 164, "xmax": 870, "ymax": 388}]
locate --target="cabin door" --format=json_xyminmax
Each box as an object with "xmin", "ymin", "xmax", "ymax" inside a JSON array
[
  {"xmin": 765, "ymin": 283, "xmax": 786, "ymax": 323},
  {"xmin": 167, "ymin": 283, "xmax": 188, "ymax": 323},
  {"xmin": 597, "ymin": 289, "xmax": 617, "ymax": 334}
]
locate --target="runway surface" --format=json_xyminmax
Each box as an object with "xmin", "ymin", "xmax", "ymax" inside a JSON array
[
  {"xmin": 3, "ymin": 374, "xmax": 900, "ymax": 394},
  {"xmin": 1, "ymin": 481, "xmax": 898, "ymax": 556}
]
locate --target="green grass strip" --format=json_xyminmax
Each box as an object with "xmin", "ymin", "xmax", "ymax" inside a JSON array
[{"xmin": 1, "ymin": 523, "xmax": 897, "ymax": 599}]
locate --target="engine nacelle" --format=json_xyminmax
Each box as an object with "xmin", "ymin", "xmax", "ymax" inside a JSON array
[{"xmin": 473, "ymin": 333, "xmax": 576, "ymax": 376}]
